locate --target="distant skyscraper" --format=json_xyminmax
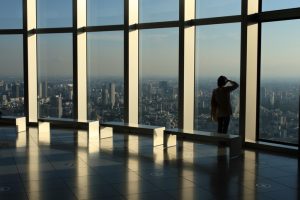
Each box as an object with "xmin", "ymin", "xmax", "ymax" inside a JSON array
[
  {"xmin": 159, "ymin": 81, "xmax": 168, "ymax": 91},
  {"xmin": 43, "ymin": 81, "xmax": 48, "ymax": 98},
  {"xmin": 12, "ymin": 83, "xmax": 20, "ymax": 98},
  {"xmin": 39, "ymin": 81, "xmax": 48, "ymax": 98},
  {"xmin": 104, "ymin": 88, "xmax": 109, "ymax": 105},
  {"xmin": 68, "ymin": 84, "xmax": 73, "ymax": 100},
  {"xmin": 110, "ymin": 82, "xmax": 116, "ymax": 108},
  {"xmin": 57, "ymin": 95, "xmax": 63, "ymax": 118},
  {"xmin": 270, "ymin": 92, "xmax": 275, "ymax": 106}
]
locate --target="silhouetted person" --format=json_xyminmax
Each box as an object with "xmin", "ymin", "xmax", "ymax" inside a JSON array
[{"xmin": 211, "ymin": 76, "xmax": 239, "ymax": 134}]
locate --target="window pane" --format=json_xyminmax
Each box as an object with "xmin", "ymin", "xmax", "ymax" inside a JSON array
[
  {"xmin": 139, "ymin": 28, "xmax": 179, "ymax": 128},
  {"xmin": 263, "ymin": 0, "xmax": 300, "ymax": 11},
  {"xmin": 195, "ymin": 24, "xmax": 241, "ymax": 134},
  {"xmin": 87, "ymin": 31, "xmax": 124, "ymax": 122},
  {"xmin": 260, "ymin": 20, "xmax": 300, "ymax": 145},
  {"xmin": 0, "ymin": 35, "xmax": 24, "ymax": 116},
  {"xmin": 37, "ymin": 0, "xmax": 72, "ymax": 28},
  {"xmin": 37, "ymin": 33, "xmax": 73, "ymax": 119},
  {"xmin": 196, "ymin": 0, "xmax": 241, "ymax": 19},
  {"xmin": 88, "ymin": 0, "xmax": 124, "ymax": 26},
  {"xmin": 0, "ymin": 0, "xmax": 22, "ymax": 29},
  {"xmin": 139, "ymin": 0, "xmax": 179, "ymax": 23}
]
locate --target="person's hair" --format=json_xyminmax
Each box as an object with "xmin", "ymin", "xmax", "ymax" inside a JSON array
[{"xmin": 217, "ymin": 76, "xmax": 227, "ymax": 87}]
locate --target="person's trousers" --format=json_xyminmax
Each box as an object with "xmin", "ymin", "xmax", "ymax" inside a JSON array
[{"xmin": 217, "ymin": 116, "xmax": 230, "ymax": 134}]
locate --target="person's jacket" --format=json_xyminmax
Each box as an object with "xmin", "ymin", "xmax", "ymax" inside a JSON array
[{"xmin": 211, "ymin": 81, "xmax": 239, "ymax": 120}]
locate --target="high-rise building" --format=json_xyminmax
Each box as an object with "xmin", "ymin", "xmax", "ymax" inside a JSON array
[
  {"xmin": 12, "ymin": 82, "xmax": 20, "ymax": 98},
  {"xmin": 270, "ymin": 92, "xmax": 275, "ymax": 106},
  {"xmin": 110, "ymin": 82, "xmax": 116, "ymax": 108},
  {"xmin": 57, "ymin": 94, "xmax": 63, "ymax": 118},
  {"xmin": 39, "ymin": 81, "xmax": 48, "ymax": 98},
  {"xmin": 67, "ymin": 84, "xmax": 73, "ymax": 100}
]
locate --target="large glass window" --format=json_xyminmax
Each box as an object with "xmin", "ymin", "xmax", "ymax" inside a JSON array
[
  {"xmin": 196, "ymin": 0, "xmax": 241, "ymax": 19},
  {"xmin": 139, "ymin": 0, "xmax": 179, "ymax": 23},
  {"xmin": 139, "ymin": 28, "xmax": 179, "ymax": 128},
  {"xmin": 87, "ymin": 31, "xmax": 124, "ymax": 122},
  {"xmin": 0, "ymin": 35, "xmax": 24, "ymax": 116},
  {"xmin": 195, "ymin": 23, "xmax": 241, "ymax": 134},
  {"xmin": 37, "ymin": 0, "xmax": 72, "ymax": 28},
  {"xmin": 263, "ymin": 0, "xmax": 300, "ymax": 12},
  {"xmin": 260, "ymin": 20, "xmax": 300, "ymax": 145},
  {"xmin": 0, "ymin": 0, "xmax": 22, "ymax": 29},
  {"xmin": 37, "ymin": 33, "xmax": 73, "ymax": 119},
  {"xmin": 87, "ymin": 0, "xmax": 124, "ymax": 26}
]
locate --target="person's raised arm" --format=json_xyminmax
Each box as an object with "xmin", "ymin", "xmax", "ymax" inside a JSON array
[{"xmin": 226, "ymin": 80, "xmax": 239, "ymax": 92}]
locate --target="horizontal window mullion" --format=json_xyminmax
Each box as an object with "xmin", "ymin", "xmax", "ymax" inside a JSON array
[
  {"xmin": 85, "ymin": 25, "xmax": 125, "ymax": 32},
  {"xmin": 194, "ymin": 15, "xmax": 242, "ymax": 26},
  {"xmin": 136, "ymin": 21, "xmax": 180, "ymax": 30},
  {"xmin": 34, "ymin": 27, "xmax": 74, "ymax": 34},
  {"xmin": 259, "ymin": 7, "xmax": 300, "ymax": 22},
  {"xmin": 0, "ymin": 29, "xmax": 24, "ymax": 34}
]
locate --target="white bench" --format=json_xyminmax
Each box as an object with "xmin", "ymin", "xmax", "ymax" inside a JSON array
[
  {"xmin": 38, "ymin": 118, "xmax": 99, "ymax": 134},
  {"xmin": 164, "ymin": 129, "xmax": 242, "ymax": 158},
  {"xmin": 0, "ymin": 116, "xmax": 26, "ymax": 132},
  {"xmin": 101, "ymin": 122, "xmax": 176, "ymax": 147}
]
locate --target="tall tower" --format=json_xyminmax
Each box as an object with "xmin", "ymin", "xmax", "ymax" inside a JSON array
[
  {"xmin": 270, "ymin": 92, "xmax": 275, "ymax": 106},
  {"xmin": 12, "ymin": 82, "xmax": 20, "ymax": 98},
  {"xmin": 39, "ymin": 82, "xmax": 43, "ymax": 98},
  {"xmin": 67, "ymin": 84, "xmax": 73, "ymax": 100},
  {"xmin": 110, "ymin": 82, "xmax": 116, "ymax": 108},
  {"xmin": 57, "ymin": 94, "xmax": 63, "ymax": 118},
  {"xmin": 104, "ymin": 88, "xmax": 109, "ymax": 105},
  {"xmin": 43, "ymin": 81, "xmax": 48, "ymax": 98}
]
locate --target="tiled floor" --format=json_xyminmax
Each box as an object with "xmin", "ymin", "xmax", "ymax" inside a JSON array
[{"xmin": 0, "ymin": 126, "xmax": 299, "ymax": 200}]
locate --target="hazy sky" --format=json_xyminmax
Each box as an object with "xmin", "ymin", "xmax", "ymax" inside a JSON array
[
  {"xmin": 140, "ymin": 28, "xmax": 178, "ymax": 79},
  {"xmin": 140, "ymin": 0, "xmax": 179, "ymax": 23},
  {"xmin": 0, "ymin": 0, "xmax": 22, "ymax": 29},
  {"xmin": 0, "ymin": 1, "xmax": 300, "ymax": 81},
  {"xmin": 88, "ymin": 0, "xmax": 123, "ymax": 26},
  {"xmin": 88, "ymin": 31, "xmax": 123, "ymax": 78},
  {"xmin": 37, "ymin": 33, "xmax": 73, "ymax": 79},
  {"xmin": 37, "ymin": 0, "xmax": 72, "ymax": 28},
  {"xmin": 0, "ymin": 35, "xmax": 23, "ymax": 79},
  {"xmin": 196, "ymin": 0, "xmax": 241, "ymax": 18},
  {"xmin": 261, "ymin": 19, "xmax": 300, "ymax": 79},
  {"xmin": 196, "ymin": 23, "xmax": 241, "ymax": 80}
]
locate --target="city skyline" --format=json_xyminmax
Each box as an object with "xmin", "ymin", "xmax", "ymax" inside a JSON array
[
  {"xmin": 1, "ymin": 2, "xmax": 300, "ymax": 78},
  {"xmin": 1, "ymin": 77, "xmax": 298, "ymax": 145}
]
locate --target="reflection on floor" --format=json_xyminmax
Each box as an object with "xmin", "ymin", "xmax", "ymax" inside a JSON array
[{"xmin": 0, "ymin": 126, "xmax": 299, "ymax": 200}]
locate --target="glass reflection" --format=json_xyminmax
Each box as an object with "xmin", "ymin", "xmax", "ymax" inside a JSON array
[
  {"xmin": 139, "ymin": 0, "xmax": 179, "ymax": 23},
  {"xmin": 37, "ymin": 0, "xmax": 72, "ymax": 28},
  {"xmin": 196, "ymin": 0, "xmax": 241, "ymax": 19},
  {"xmin": 88, "ymin": 0, "xmax": 124, "ymax": 26},
  {"xmin": 139, "ymin": 28, "xmax": 179, "ymax": 128},
  {"xmin": 126, "ymin": 135, "xmax": 140, "ymax": 194},
  {"xmin": 0, "ymin": 0, "xmax": 22, "ymax": 29},
  {"xmin": 0, "ymin": 35, "xmax": 24, "ymax": 116},
  {"xmin": 37, "ymin": 33, "xmax": 73, "ymax": 119},
  {"xmin": 87, "ymin": 31, "xmax": 124, "ymax": 122},
  {"xmin": 27, "ymin": 128, "xmax": 41, "ymax": 194},
  {"xmin": 260, "ymin": 20, "xmax": 300, "ymax": 145},
  {"xmin": 263, "ymin": 0, "xmax": 300, "ymax": 11},
  {"xmin": 195, "ymin": 23, "xmax": 240, "ymax": 134},
  {"xmin": 242, "ymin": 151, "xmax": 257, "ymax": 200},
  {"xmin": 76, "ymin": 145, "xmax": 90, "ymax": 200}
]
